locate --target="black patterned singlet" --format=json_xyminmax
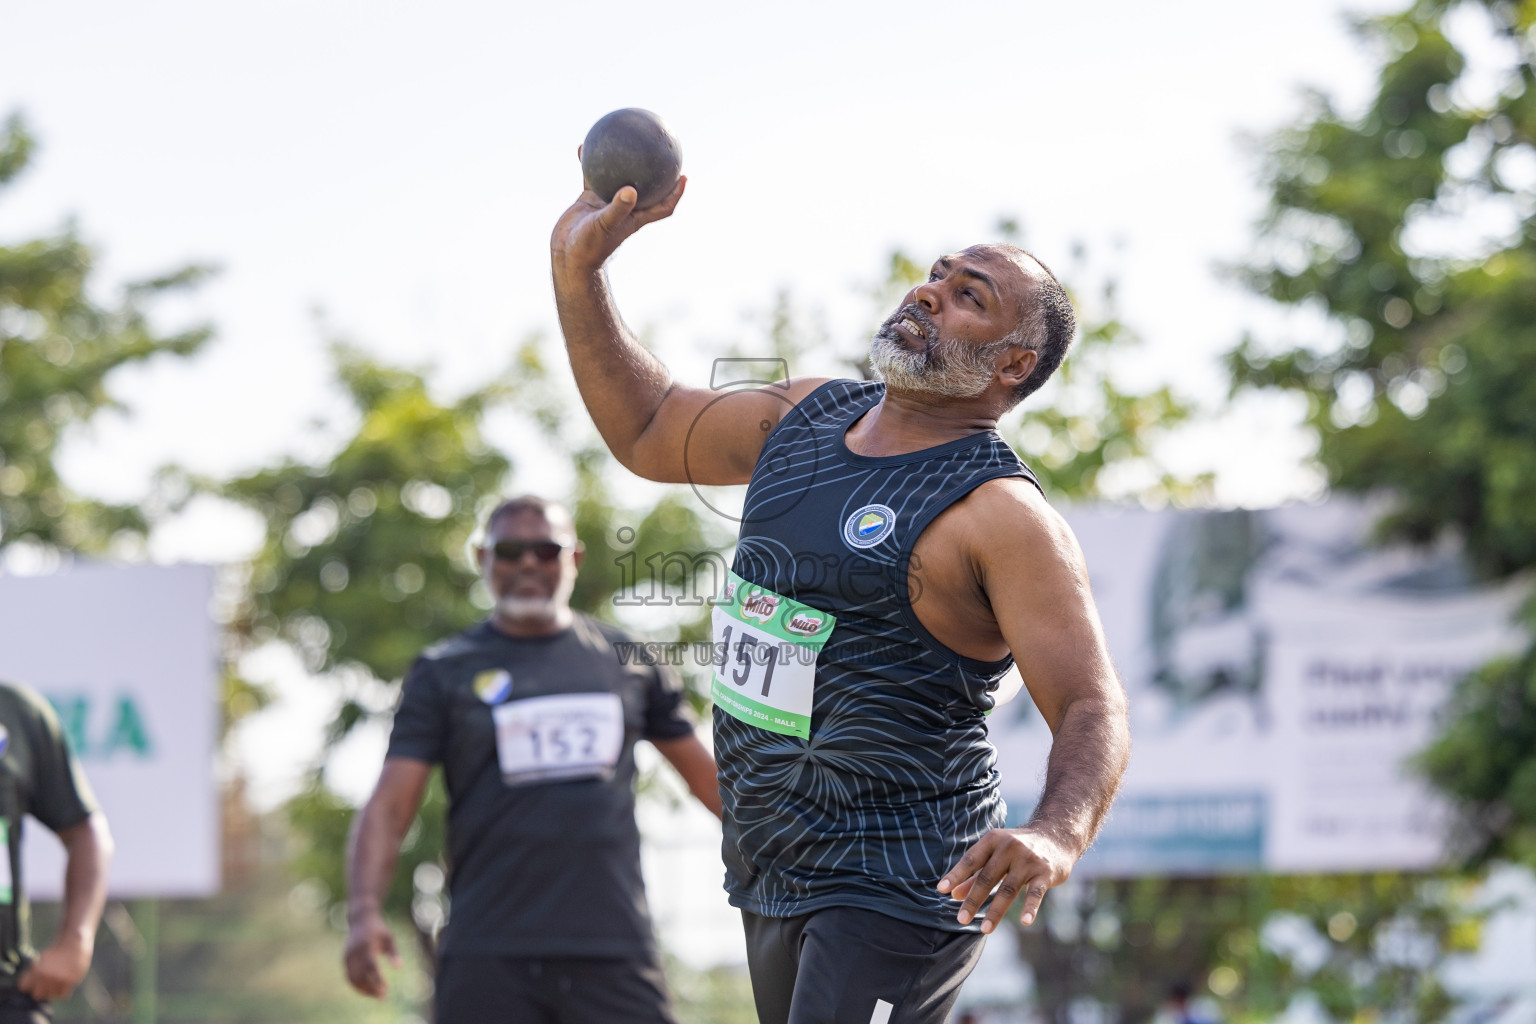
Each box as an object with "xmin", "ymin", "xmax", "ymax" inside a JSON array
[{"xmin": 715, "ymin": 378, "xmax": 1040, "ymax": 930}]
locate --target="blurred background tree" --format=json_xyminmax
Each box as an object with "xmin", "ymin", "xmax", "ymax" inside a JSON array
[
  {"xmin": 219, "ymin": 341, "xmax": 514, "ymax": 971},
  {"xmin": 0, "ymin": 110, "xmax": 416, "ymax": 1024},
  {"xmin": 1077, "ymin": 2, "xmax": 1536, "ymax": 1023},
  {"xmin": 1226, "ymin": 0, "xmax": 1534, "ymax": 581},
  {"xmin": 1013, "ymin": 871, "xmax": 1480, "ymax": 1024},
  {"xmin": 1229, "ymin": 0, "xmax": 1536, "ymax": 889},
  {"xmin": 0, "ymin": 112, "xmax": 211, "ymax": 560}
]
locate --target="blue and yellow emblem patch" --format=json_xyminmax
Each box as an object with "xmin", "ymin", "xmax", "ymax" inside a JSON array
[
  {"xmin": 472, "ymin": 669, "xmax": 513, "ymax": 705},
  {"xmin": 843, "ymin": 503, "xmax": 897, "ymax": 549}
]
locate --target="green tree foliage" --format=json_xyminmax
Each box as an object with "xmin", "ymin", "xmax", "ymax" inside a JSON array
[
  {"xmin": 1226, "ymin": 0, "xmax": 1536, "ymax": 867},
  {"xmin": 1420, "ymin": 645, "xmax": 1536, "ymax": 864},
  {"xmin": 0, "ymin": 112, "xmax": 211, "ymax": 554},
  {"xmin": 0, "ymin": 110, "xmax": 375, "ymax": 1021},
  {"xmin": 223, "ymin": 343, "xmax": 513, "ymax": 702},
  {"xmin": 1017, "ymin": 873, "xmax": 1479, "ymax": 1024},
  {"xmin": 215, "ymin": 342, "xmax": 514, "ymax": 964},
  {"xmin": 1135, "ymin": 3, "xmax": 1536, "ymax": 1022},
  {"xmin": 1227, "ymin": 1, "xmax": 1535, "ymax": 571}
]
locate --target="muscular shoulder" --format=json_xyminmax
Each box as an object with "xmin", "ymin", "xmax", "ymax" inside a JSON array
[
  {"xmin": 776, "ymin": 376, "xmax": 845, "ymax": 405},
  {"xmin": 957, "ymin": 477, "xmax": 1090, "ymax": 588},
  {"xmin": 787, "ymin": 376, "xmax": 844, "ymax": 399},
  {"xmin": 955, "ymin": 476, "xmax": 1062, "ymax": 540}
]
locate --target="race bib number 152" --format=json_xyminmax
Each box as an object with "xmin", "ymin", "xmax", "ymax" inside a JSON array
[{"xmin": 492, "ymin": 692, "xmax": 625, "ymax": 785}]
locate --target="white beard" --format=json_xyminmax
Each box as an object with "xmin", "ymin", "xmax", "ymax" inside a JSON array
[
  {"xmin": 868, "ymin": 331, "xmax": 997, "ymax": 400},
  {"xmin": 495, "ymin": 595, "xmax": 561, "ymax": 621}
]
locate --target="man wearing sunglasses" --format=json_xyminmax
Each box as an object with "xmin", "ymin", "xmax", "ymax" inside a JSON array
[
  {"xmin": 550, "ymin": 178, "xmax": 1129, "ymax": 1024},
  {"xmin": 344, "ymin": 495, "xmax": 721, "ymax": 1024}
]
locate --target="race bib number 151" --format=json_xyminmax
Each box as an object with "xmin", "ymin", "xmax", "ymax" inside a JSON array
[{"xmin": 711, "ymin": 571, "xmax": 836, "ymax": 739}]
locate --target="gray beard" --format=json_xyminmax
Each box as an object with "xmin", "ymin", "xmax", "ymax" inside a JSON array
[{"xmin": 868, "ymin": 311, "xmax": 1000, "ymax": 400}]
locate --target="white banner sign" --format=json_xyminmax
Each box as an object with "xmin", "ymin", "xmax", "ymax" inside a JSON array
[
  {"xmin": 989, "ymin": 500, "xmax": 1526, "ymax": 875},
  {"xmin": 0, "ymin": 563, "xmax": 218, "ymax": 898}
]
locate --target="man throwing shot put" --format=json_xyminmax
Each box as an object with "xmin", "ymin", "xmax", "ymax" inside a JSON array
[
  {"xmin": 551, "ymin": 178, "xmax": 1130, "ymax": 1024},
  {"xmin": 344, "ymin": 496, "xmax": 721, "ymax": 1024}
]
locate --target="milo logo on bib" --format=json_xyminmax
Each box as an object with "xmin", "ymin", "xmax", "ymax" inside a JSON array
[
  {"xmin": 711, "ymin": 571, "xmax": 836, "ymax": 739},
  {"xmin": 785, "ymin": 613, "xmax": 825, "ymax": 637},
  {"xmin": 740, "ymin": 591, "xmax": 779, "ymax": 623}
]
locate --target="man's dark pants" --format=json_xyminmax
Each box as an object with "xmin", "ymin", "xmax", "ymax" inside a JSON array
[
  {"xmin": 743, "ymin": 906, "xmax": 986, "ymax": 1024},
  {"xmin": 0, "ymin": 991, "xmax": 49, "ymax": 1024},
  {"xmin": 435, "ymin": 953, "xmax": 678, "ymax": 1024}
]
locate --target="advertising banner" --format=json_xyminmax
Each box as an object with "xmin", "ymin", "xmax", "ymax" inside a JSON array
[
  {"xmin": 0, "ymin": 563, "xmax": 218, "ymax": 898},
  {"xmin": 989, "ymin": 500, "xmax": 1527, "ymax": 876}
]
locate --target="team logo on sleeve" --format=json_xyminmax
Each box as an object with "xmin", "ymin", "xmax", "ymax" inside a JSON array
[
  {"xmin": 843, "ymin": 504, "xmax": 896, "ymax": 549},
  {"xmin": 473, "ymin": 669, "xmax": 513, "ymax": 705}
]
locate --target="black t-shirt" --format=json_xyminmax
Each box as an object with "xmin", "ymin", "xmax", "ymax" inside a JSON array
[
  {"xmin": 0, "ymin": 682, "xmax": 98, "ymax": 987},
  {"xmin": 386, "ymin": 615, "xmax": 694, "ymax": 959}
]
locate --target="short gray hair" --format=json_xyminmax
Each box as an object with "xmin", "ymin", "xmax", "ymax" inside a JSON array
[
  {"xmin": 483, "ymin": 495, "xmax": 576, "ymax": 541},
  {"xmin": 985, "ymin": 245, "xmax": 1078, "ymax": 408}
]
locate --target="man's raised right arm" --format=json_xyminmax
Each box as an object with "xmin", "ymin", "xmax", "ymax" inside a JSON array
[{"xmin": 550, "ymin": 180, "xmax": 827, "ymax": 484}]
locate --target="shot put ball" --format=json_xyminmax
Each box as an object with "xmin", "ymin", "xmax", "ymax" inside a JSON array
[{"xmin": 580, "ymin": 108, "xmax": 683, "ymax": 210}]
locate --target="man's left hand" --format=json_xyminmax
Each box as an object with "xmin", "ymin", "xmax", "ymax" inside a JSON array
[
  {"xmin": 937, "ymin": 826, "xmax": 1075, "ymax": 934},
  {"xmin": 16, "ymin": 935, "xmax": 92, "ymax": 1002}
]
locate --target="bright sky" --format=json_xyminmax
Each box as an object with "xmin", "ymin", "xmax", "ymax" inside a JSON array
[{"xmin": 4, "ymin": 0, "xmax": 1408, "ymax": 971}]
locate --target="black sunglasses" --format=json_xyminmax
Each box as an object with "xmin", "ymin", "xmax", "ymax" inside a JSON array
[{"xmin": 490, "ymin": 540, "xmax": 567, "ymax": 564}]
